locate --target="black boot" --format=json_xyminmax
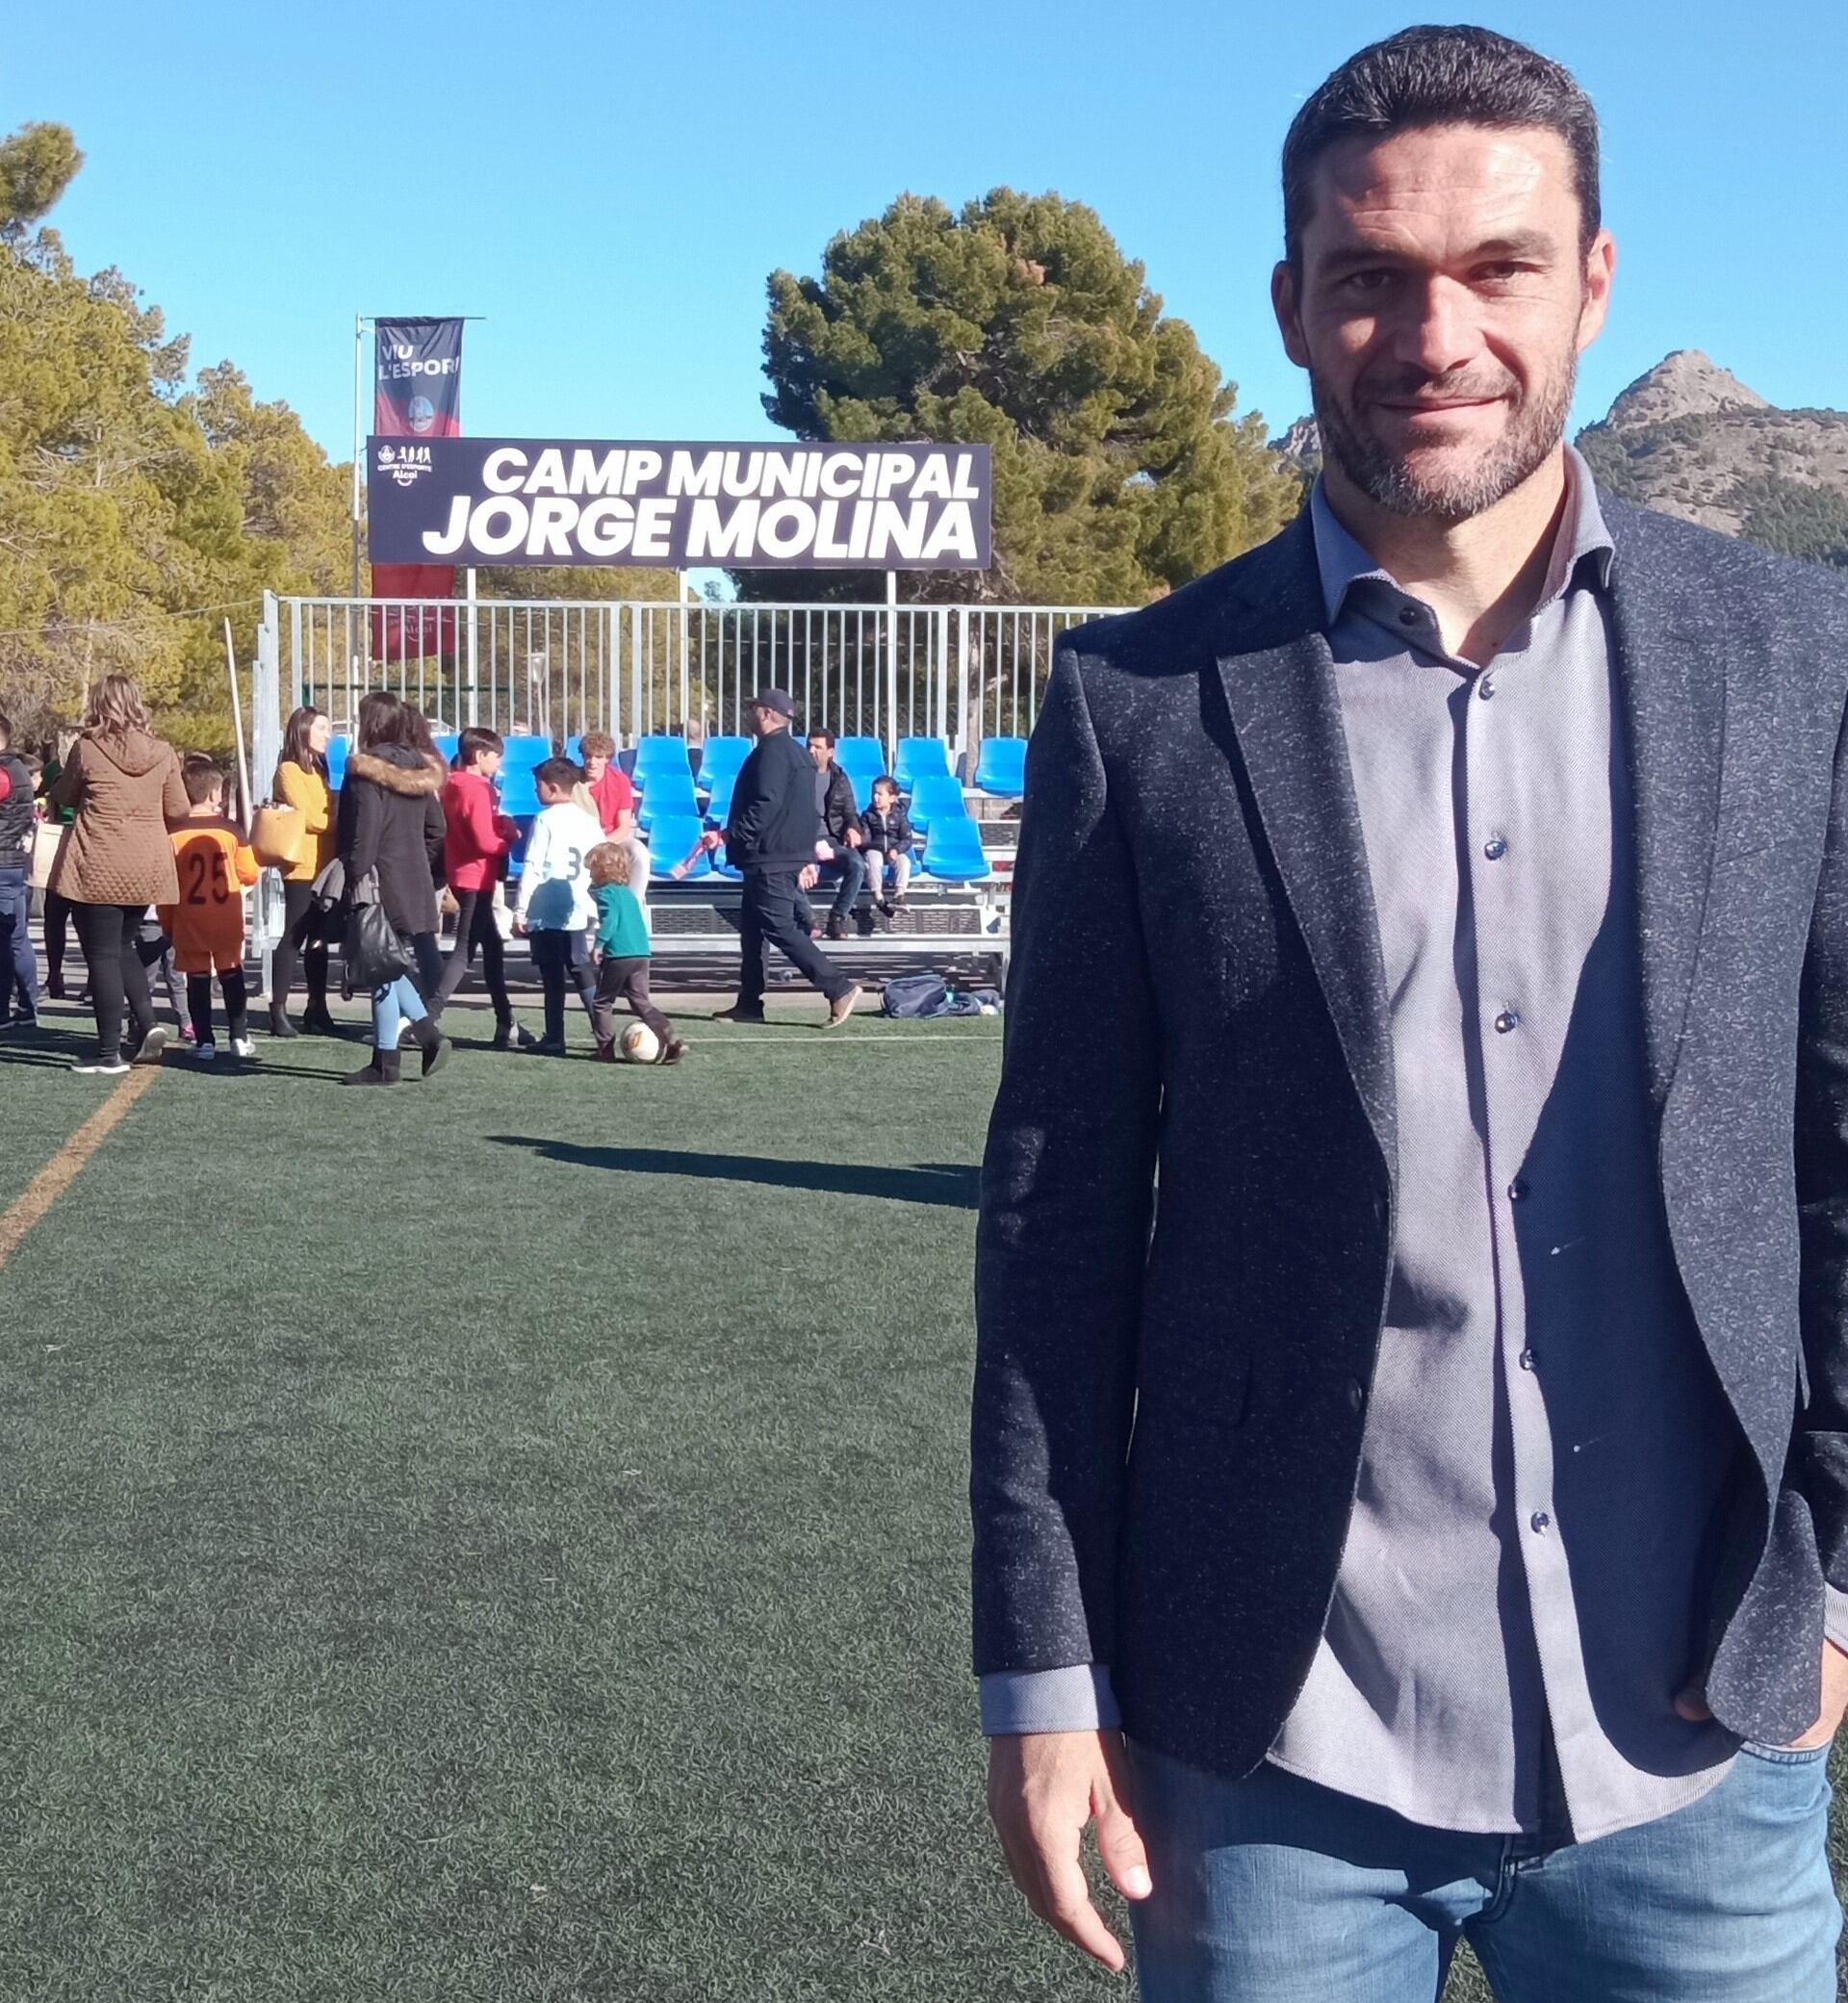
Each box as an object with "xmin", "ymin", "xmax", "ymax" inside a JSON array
[
  {"xmin": 408, "ymin": 1016, "xmax": 453, "ymax": 1078},
  {"xmin": 302, "ymin": 1000, "xmax": 339, "ymax": 1037},
  {"xmin": 269, "ymin": 1003, "xmax": 300, "ymax": 1040},
  {"xmin": 341, "ymin": 1047, "xmax": 401, "ymax": 1087}
]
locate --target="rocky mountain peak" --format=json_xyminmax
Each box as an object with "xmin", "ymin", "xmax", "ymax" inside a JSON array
[{"xmin": 1603, "ymin": 349, "xmax": 1769, "ymax": 431}]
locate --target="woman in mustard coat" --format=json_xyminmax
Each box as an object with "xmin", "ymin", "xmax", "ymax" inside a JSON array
[{"xmin": 270, "ymin": 706, "xmax": 338, "ymax": 1036}]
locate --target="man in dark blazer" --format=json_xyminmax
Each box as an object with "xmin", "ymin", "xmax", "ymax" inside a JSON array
[{"xmin": 972, "ymin": 25, "xmax": 1848, "ymax": 2002}]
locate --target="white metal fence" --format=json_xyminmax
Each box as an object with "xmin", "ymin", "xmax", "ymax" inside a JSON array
[{"xmin": 257, "ymin": 591, "xmax": 1125, "ymax": 762}]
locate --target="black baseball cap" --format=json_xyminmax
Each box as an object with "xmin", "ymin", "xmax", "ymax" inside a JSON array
[{"xmin": 750, "ymin": 687, "xmax": 795, "ymax": 718}]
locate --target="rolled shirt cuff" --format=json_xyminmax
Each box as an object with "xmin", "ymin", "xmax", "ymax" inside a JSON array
[
  {"xmin": 979, "ymin": 1663, "xmax": 1122, "ymax": 1735},
  {"xmin": 1825, "ymin": 1584, "xmax": 1848, "ymax": 1656}
]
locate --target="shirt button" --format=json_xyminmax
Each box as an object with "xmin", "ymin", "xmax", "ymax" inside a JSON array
[
  {"xmin": 1478, "ymin": 676, "xmax": 1497, "ymax": 700},
  {"xmin": 1494, "ymin": 1010, "xmax": 1521, "ymax": 1034},
  {"xmin": 1519, "ymin": 1348, "xmax": 1537, "ymax": 1371},
  {"xmin": 1530, "ymin": 1510, "xmax": 1551, "ymax": 1533},
  {"xmin": 1507, "ymin": 1179, "xmax": 1528, "ymax": 1201},
  {"xmin": 1398, "ymin": 607, "xmax": 1417, "ymax": 627},
  {"xmin": 1483, "ymin": 835, "xmax": 1508, "ymax": 861}
]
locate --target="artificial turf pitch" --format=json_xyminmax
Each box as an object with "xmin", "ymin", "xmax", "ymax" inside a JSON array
[{"xmin": 1, "ymin": 994, "xmax": 1840, "ymax": 2001}]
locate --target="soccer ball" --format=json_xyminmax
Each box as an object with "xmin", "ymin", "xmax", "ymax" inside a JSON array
[{"xmin": 620, "ymin": 1023, "xmax": 661, "ymax": 1065}]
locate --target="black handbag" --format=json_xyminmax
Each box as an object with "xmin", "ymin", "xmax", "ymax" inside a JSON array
[{"xmin": 344, "ymin": 873, "xmax": 414, "ymax": 989}]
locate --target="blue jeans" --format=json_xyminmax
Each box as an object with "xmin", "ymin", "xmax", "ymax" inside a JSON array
[
  {"xmin": 1126, "ymin": 1741, "xmax": 1839, "ymax": 2002},
  {"xmin": 0, "ymin": 865, "xmax": 38, "ymax": 1019},
  {"xmin": 372, "ymin": 974, "xmax": 426, "ymax": 1052}
]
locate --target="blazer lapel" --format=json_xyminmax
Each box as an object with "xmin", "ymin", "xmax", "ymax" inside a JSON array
[
  {"xmin": 1213, "ymin": 520, "xmax": 1399, "ymax": 1187},
  {"xmin": 1605, "ymin": 525, "xmax": 1727, "ymax": 1120}
]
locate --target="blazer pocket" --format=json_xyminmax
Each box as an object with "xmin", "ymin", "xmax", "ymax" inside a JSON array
[{"xmin": 1708, "ymin": 833, "xmax": 1815, "ymax": 873}]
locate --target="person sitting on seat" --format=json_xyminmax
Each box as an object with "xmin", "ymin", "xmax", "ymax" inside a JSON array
[
  {"xmin": 802, "ymin": 730, "xmax": 867, "ymax": 939},
  {"xmin": 860, "ymin": 775, "xmax": 915, "ymax": 920}
]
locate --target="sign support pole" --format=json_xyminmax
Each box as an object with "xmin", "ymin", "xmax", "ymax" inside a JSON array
[
  {"xmin": 465, "ymin": 567, "xmax": 478, "ymax": 727},
  {"xmin": 885, "ymin": 570, "xmax": 900, "ymax": 762},
  {"xmin": 349, "ymin": 314, "xmax": 366, "ymax": 600}
]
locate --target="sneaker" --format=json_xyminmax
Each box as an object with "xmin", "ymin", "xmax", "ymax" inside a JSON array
[
  {"xmin": 71, "ymin": 1057, "xmax": 131, "ymax": 1076},
  {"xmin": 660, "ymin": 1038, "xmax": 688, "ymax": 1066},
  {"xmin": 827, "ymin": 984, "xmax": 863, "ymax": 1030},
  {"xmin": 179, "ymin": 1021, "xmax": 197, "ymax": 1044},
  {"xmin": 825, "ymin": 916, "xmax": 847, "ymax": 941},
  {"xmin": 711, "ymin": 1004, "xmax": 766, "ymax": 1024},
  {"xmin": 193, "ymin": 1041, "xmax": 218, "ymax": 1063},
  {"xmin": 0, "ymin": 1014, "xmax": 37, "ymax": 1034},
  {"xmin": 132, "ymin": 1026, "xmax": 168, "ymax": 1066},
  {"xmin": 230, "ymin": 1037, "xmax": 255, "ymax": 1060},
  {"xmin": 492, "ymin": 1022, "xmax": 540, "ymax": 1052},
  {"xmin": 531, "ymin": 1036, "xmax": 568, "ymax": 1059}
]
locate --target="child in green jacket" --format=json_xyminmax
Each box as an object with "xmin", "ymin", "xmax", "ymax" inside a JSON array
[{"xmin": 588, "ymin": 842, "xmax": 684, "ymax": 1065}]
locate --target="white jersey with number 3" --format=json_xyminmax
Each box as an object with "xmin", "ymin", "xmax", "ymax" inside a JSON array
[{"xmin": 516, "ymin": 803, "xmax": 603, "ymax": 932}]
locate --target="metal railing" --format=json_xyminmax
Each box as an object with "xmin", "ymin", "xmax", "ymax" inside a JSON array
[{"xmin": 261, "ymin": 591, "xmax": 1125, "ymax": 758}]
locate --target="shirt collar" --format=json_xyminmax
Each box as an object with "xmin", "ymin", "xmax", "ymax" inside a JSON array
[{"xmin": 1309, "ymin": 444, "xmax": 1616, "ymax": 629}]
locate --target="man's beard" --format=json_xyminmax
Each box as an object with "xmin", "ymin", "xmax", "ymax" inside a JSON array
[{"xmin": 1312, "ymin": 350, "xmax": 1576, "ymax": 522}]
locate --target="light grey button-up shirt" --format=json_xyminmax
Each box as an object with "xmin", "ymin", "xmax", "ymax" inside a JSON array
[
  {"xmin": 980, "ymin": 451, "xmax": 1825, "ymax": 1841},
  {"xmin": 1263, "ymin": 453, "xmax": 1740, "ymax": 1841}
]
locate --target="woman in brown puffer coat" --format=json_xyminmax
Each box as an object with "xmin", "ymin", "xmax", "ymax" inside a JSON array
[{"xmin": 45, "ymin": 674, "xmax": 188, "ymax": 1074}]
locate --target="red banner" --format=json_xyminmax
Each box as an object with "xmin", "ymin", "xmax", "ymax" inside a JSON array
[{"xmin": 371, "ymin": 319, "xmax": 464, "ymax": 661}]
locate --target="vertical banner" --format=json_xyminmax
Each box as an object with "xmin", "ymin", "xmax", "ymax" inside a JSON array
[{"xmin": 371, "ymin": 318, "xmax": 465, "ymax": 660}]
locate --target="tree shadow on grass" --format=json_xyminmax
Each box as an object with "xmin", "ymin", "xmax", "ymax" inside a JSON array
[{"xmin": 488, "ymin": 1135, "xmax": 981, "ymax": 1210}]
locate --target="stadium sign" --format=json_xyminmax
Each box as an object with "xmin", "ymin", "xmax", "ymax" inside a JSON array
[{"xmin": 366, "ymin": 438, "xmax": 992, "ymax": 570}]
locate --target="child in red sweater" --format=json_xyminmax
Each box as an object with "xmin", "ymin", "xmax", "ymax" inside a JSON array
[{"xmin": 434, "ymin": 727, "xmax": 532, "ymax": 1049}]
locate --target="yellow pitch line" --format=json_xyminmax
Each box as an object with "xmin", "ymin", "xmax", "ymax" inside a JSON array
[{"xmin": 0, "ymin": 1065, "xmax": 163, "ymax": 1271}]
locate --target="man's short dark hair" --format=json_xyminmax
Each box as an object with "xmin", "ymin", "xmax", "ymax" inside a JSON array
[
  {"xmin": 457, "ymin": 726, "xmax": 503, "ymax": 767},
  {"xmin": 1282, "ymin": 26, "xmax": 1601, "ymax": 268},
  {"xmin": 808, "ymin": 730, "xmax": 837, "ymax": 750},
  {"xmin": 534, "ymin": 758, "xmax": 583, "ymax": 793}
]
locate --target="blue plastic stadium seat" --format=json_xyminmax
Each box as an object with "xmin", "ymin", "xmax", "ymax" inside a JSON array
[
  {"xmin": 432, "ymin": 732, "xmax": 459, "ymax": 766},
  {"xmin": 836, "ymin": 735, "xmax": 886, "ymax": 780},
  {"xmin": 632, "ymin": 736, "xmax": 692, "ymax": 786},
  {"xmin": 325, "ymin": 736, "xmax": 350, "ymax": 790},
  {"xmin": 895, "ymin": 736, "xmax": 953, "ymax": 791},
  {"xmin": 844, "ymin": 767, "xmax": 876, "ymax": 813},
  {"xmin": 908, "ymin": 771, "xmax": 967, "ymax": 835},
  {"xmin": 503, "ymin": 818, "xmax": 533, "ymax": 880},
  {"xmin": 697, "ymin": 735, "xmax": 751, "ymax": 793},
  {"xmin": 500, "ymin": 735, "xmax": 552, "ymax": 775},
  {"xmin": 637, "ymin": 771, "xmax": 701, "ymax": 831},
  {"xmin": 921, "ymin": 816, "xmax": 991, "ymax": 884},
  {"xmin": 972, "ymin": 735, "xmax": 1027, "ymax": 798},
  {"xmin": 703, "ymin": 774, "xmax": 736, "ymax": 827},
  {"xmin": 497, "ymin": 770, "xmax": 540, "ymax": 818},
  {"xmin": 648, "ymin": 815, "xmax": 710, "ymax": 881}
]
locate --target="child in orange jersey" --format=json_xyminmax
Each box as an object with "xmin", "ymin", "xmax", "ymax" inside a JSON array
[{"xmin": 158, "ymin": 759, "xmax": 260, "ymax": 1062}]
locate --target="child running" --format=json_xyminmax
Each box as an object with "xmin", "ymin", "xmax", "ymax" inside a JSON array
[
  {"xmin": 159, "ymin": 759, "xmax": 260, "ymax": 1061},
  {"xmin": 514, "ymin": 758, "xmax": 603, "ymax": 1056},
  {"xmin": 587, "ymin": 841, "xmax": 683, "ymax": 1065}
]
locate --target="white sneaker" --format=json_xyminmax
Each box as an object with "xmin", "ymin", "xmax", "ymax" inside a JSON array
[
  {"xmin": 193, "ymin": 1041, "xmax": 218, "ymax": 1063},
  {"xmin": 230, "ymin": 1036, "xmax": 255, "ymax": 1060},
  {"xmin": 132, "ymin": 1026, "xmax": 168, "ymax": 1066},
  {"xmin": 72, "ymin": 1057, "xmax": 131, "ymax": 1076}
]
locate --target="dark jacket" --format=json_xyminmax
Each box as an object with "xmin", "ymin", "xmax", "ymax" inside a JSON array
[
  {"xmin": 45, "ymin": 729, "xmax": 188, "ymax": 906},
  {"xmin": 860, "ymin": 799, "xmax": 914, "ymax": 854},
  {"xmin": 726, "ymin": 727, "xmax": 821, "ymax": 875},
  {"xmin": 0, "ymin": 752, "xmax": 34, "ymax": 859},
  {"xmin": 817, "ymin": 763, "xmax": 862, "ymax": 848},
  {"xmin": 972, "ymin": 498, "xmax": 1848, "ymax": 1773},
  {"xmin": 337, "ymin": 747, "xmax": 445, "ymax": 937}
]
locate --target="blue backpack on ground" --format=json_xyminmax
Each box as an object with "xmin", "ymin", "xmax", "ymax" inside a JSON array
[{"xmin": 881, "ymin": 973, "xmax": 1003, "ymax": 1019}]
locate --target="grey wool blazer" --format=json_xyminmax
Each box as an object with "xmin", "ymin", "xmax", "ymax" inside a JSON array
[{"xmin": 971, "ymin": 496, "xmax": 1848, "ymax": 1775}]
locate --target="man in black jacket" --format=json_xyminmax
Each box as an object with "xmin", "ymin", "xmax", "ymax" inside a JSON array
[
  {"xmin": 715, "ymin": 689, "xmax": 860, "ymax": 1027},
  {"xmin": 801, "ymin": 731, "xmax": 868, "ymax": 940}
]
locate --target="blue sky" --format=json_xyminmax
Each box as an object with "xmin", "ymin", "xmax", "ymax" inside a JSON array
[{"xmin": 11, "ymin": 0, "xmax": 1844, "ymax": 468}]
